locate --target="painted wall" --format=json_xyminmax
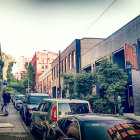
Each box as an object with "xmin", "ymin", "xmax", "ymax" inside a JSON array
[{"xmin": 81, "ymin": 15, "xmax": 140, "ymax": 69}]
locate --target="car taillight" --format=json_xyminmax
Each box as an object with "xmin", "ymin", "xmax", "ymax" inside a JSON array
[
  {"xmin": 29, "ymin": 109, "xmax": 32, "ymax": 114},
  {"xmin": 51, "ymin": 106, "xmax": 57, "ymax": 122},
  {"xmin": 90, "ymin": 107, "xmax": 93, "ymax": 113}
]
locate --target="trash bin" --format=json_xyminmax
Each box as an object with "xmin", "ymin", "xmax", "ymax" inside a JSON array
[{"xmin": 119, "ymin": 107, "xmax": 123, "ymax": 116}]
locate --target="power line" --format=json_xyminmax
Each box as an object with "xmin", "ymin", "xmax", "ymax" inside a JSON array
[{"xmin": 81, "ymin": 0, "xmax": 117, "ymax": 35}]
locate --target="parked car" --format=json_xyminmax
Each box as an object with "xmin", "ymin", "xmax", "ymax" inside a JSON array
[
  {"xmin": 15, "ymin": 95, "xmax": 25, "ymax": 110},
  {"xmin": 30, "ymin": 99, "xmax": 91, "ymax": 139},
  {"xmin": 47, "ymin": 114, "xmax": 140, "ymax": 140},
  {"xmin": 11, "ymin": 92, "xmax": 20, "ymax": 103},
  {"xmin": 21, "ymin": 93, "xmax": 51, "ymax": 125}
]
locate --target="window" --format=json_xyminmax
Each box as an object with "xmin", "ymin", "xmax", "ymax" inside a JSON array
[
  {"xmin": 38, "ymin": 103, "xmax": 45, "ymax": 111},
  {"xmin": 72, "ymin": 51, "xmax": 75, "ymax": 68},
  {"xmin": 58, "ymin": 118, "xmax": 67, "ymax": 131},
  {"xmin": 54, "ymin": 67, "xmax": 55, "ymax": 79},
  {"xmin": 69, "ymin": 54, "xmax": 72, "ymax": 70},
  {"xmin": 43, "ymin": 102, "xmax": 51, "ymax": 112},
  {"xmin": 62, "ymin": 60, "xmax": 64, "ymax": 72},
  {"xmin": 52, "ymin": 68, "xmax": 53, "ymax": 80},
  {"xmin": 42, "ymin": 65, "xmax": 44, "ymax": 69},
  {"xmin": 66, "ymin": 120, "xmax": 80, "ymax": 140},
  {"xmin": 40, "ymin": 58, "xmax": 44, "ymax": 64},
  {"xmin": 44, "ymin": 59, "xmax": 47, "ymax": 63},
  {"xmin": 57, "ymin": 64, "xmax": 58, "ymax": 77},
  {"xmin": 64, "ymin": 57, "xmax": 67, "ymax": 72}
]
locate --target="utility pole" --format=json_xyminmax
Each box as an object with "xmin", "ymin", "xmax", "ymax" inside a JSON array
[
  {"xmin": 27, "ymin": 62, "xmax": 30, "ymax": 93},
  {"xmin": 58, "ymin": 50, "xmax": 61, "ymax": 98}
]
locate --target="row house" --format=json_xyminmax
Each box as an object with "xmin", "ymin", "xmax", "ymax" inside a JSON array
[
  {"xmin": 38, "ymin": 38, "xmax": 103, "ymax": 98},
  {"xmin": 38, "ymin": 68, "xmax": 52, "ymax": 96},
  {"xmin": 51, "ymin": 38, "xmax": 104, "ymax": 98}
]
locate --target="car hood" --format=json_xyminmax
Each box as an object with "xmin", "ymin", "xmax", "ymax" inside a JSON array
[{"xmin": 27, "ymin": 104, "xmax": 39, "ymax": 110}]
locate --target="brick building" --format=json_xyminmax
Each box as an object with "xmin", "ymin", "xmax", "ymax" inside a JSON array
[
  {"xmin": 51, "ymin": 38, "xmax": 103, "ymax": 98},
  {"xmin": 31, "ymin": 51, "xmax": 58, "ymax": 90}
]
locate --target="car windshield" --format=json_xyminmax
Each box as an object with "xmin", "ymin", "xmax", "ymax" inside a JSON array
[
  {"xmin": 28, "ymin": 95, "xmax": 51, "ymax": 104},
  {"xmin": 17, "ymin": 96, "xmax": 24, "ymax": 100},
  {"xmin": 58, "ymin": 103, "xmax": 89, "ymax": 118},
  {"xmin": 81, "ymin": 120, "xmax": 140, "ymax": 140}
]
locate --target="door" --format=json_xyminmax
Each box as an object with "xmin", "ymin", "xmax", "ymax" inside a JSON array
[
  {"xmin": 34, "ymin": 103, "xmax": 45, "ymax": 129},
  {"xmin": 38, "ymin": 101, "xmax": 52, "ymax": 132}
]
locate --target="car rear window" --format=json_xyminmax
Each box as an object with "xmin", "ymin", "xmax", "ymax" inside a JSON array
[
  {"xmin": 58, "ymin": 103, "xmax": 89, "ymax": 117},
  {"xmin": 18, "ymin": 96, "xmax": 24, "ymax": 100},
  {"xmin": 28, "ymin": 95, "xmax": 51, "ymax": 104}
]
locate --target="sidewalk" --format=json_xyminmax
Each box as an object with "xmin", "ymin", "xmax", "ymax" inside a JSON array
[
  {"xmin": 0, "ymin": 93, "xmax": 34, "ymax": 140},
  {"xmin": 123, "ymin": 113, "xmax": 140, "ymax": 122}
]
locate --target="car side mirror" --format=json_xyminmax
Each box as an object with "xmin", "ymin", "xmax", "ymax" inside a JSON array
[
  {"xmin": 23, "ymin": 101, "xmax": 27, "ymax": 103},
  {"xmin": 32, "ymin": 107, "xmax": 38, "ymax": 111}
]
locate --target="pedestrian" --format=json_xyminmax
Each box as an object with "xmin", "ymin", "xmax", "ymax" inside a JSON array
[{"xmin": 1, "ymin": 90, "xmax": 11, "ymax": 115}]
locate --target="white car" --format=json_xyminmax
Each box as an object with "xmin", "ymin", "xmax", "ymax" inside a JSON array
[{"xmin": 15, "ymin": 95, "xmax": 25, "ymax": 110}]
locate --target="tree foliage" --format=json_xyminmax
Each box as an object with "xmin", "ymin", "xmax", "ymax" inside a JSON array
[
  {"xmin": 25, "ymin": 62, "xmax": 35, "ymax": 91},
  {"xmin": 75, "ymin": 72, "xmax": 94, "ymax": 98},
  {"xmin": 94, "ymin": 58, "xmax": 128, "ymax": 99},
  {"xmin": 6, "ymin": 62, "xmax": 35, "ymax": 94},
  {"xmin": 61, "ymin": 72, "xmax": 95, "ymax": 99},
  {"xmin": 61, "ymin": 73, "xmax": 75, "ymax": 96}
]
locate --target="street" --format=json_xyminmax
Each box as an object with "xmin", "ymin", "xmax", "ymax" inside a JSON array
[{"xmin": 0, "ymin": 100, "xmax": 41, "ymax": 140}]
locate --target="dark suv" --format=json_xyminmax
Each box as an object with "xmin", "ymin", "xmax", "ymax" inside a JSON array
[{"xmin": 21, "ymin": 93, "xmax": 51, "ymax": 125}]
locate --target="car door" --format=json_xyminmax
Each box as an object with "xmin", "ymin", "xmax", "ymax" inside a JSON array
[
  {"xmin": 34, "ymin": 103, "xmax": 45, "ymax": 129},
  {"xmin": 23, "ymin": 96, "xmax": 28, "ymax": 118},
  {"xmin": 37, "ymin": 101, "xmax": 52, "ymax": 132}
]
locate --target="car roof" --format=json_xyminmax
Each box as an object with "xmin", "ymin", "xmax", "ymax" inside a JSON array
[
  {"xmin": 27, "ymin": 93, "xmax": 51, "ymax": 96},
  {"xmin": 17, "ymin": 94, "xmax": 25, "ymax": 96},
  {"xmin": 66, "ymin": 114, "xmax": 139, "ymax": 123},
  {"xmin": 43, "ymin": 98, "xmax": 89, "ymax": 103}
]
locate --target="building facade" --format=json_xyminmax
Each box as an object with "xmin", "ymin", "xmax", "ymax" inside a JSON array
[
  {"xmin": 18, "ymin": 56, "xmax": 32, "ymax": 80},
  {"xmin": 38, "ymin": 68, "xmax": 52, "ymax": 96},
  {"xmin": 51, "ymin": 38, "xmax": 104, "ymax": 98},
  {"xmin": 31, "ymin": 51, "xmax": 58, "ymax": 90},
  {"xmin": 81, "ymin": 15, "xmax": 140, "ymax": 114}
]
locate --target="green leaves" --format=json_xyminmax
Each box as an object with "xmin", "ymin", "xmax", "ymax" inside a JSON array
[
  {"xmin": 61, "ymin": 72, "xmax": 95, "ymax": 99},
  {"xmin": 95, "ymin": 58, "xmax": 128, "ymax": 98}
]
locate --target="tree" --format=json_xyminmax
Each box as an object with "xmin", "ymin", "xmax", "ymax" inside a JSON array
[
  {"xmin": 61, "ymin": 72, "xmax": 95, "ymax": 99},
  {"xmin": 75, "ymin": 72, "xmax": 94, "ymax": 98},
  {"xmin": 61, "ymin": 73, "xmax": 75, "ymax": 96},
  {"xmin": 94, "ymin": 58, "xmax": 128, "ymax": 112},
  {"xmin": 25, "ymin": 62, "xmax": 35, "ymax": 91}
]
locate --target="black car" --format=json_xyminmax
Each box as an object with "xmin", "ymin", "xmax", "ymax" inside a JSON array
[
  {"xmin": 47, "ymin": 114, "xmax": 140, "ymax": 140},
  {"xmin": 21, "ymin": 93, "xmax": 51, "ymax": 125}
]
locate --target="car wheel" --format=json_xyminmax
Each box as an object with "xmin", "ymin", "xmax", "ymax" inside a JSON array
[{"xmin": 42, "ymin": 131, "xmax": 47, "ymax": 140}]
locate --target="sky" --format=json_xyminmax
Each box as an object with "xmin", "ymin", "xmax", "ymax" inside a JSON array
[{"xmin": 0, "ymin": 0, "xmax": 139, "ymax": 74}]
